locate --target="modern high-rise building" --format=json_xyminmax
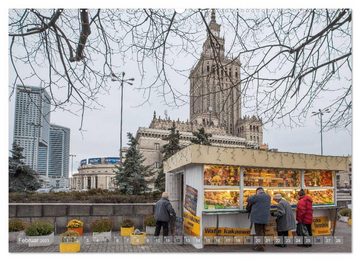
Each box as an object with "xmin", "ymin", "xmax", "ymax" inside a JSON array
[
  {"xmin": 13, "ymin": 85, "xmax": 51, "ymax": 176},
  {"xmin": 48, "ymin": 124, "xmax": 70, "ymax": 178}
]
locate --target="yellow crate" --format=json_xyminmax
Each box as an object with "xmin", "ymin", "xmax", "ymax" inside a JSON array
[
  {"xmin": 120, "ymin": 226, "xmax": 134, "ymax": 236},
  {"xmin": 59, "ymin": 242, "xmax": 81, "ymax": 253},
  {"xmin": 130, "ymin": 233, "xmax": 146, "ymax": 245}
]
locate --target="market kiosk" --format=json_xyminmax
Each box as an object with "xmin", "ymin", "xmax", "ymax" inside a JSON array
[{"xmin": 164, "ymin": 145, "xmax": 349, "ymax": 249}]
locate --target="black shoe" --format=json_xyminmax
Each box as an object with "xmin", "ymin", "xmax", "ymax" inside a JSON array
[
  {"xmin": 275, "ymin": 244, "xmax": 286, "ymax": 248},
  {"xmin": 252, "ymin": 245, "xmax": 265, "ymax": 251}
]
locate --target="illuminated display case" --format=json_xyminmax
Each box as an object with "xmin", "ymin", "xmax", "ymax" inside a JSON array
[
  {"xmin": 204, "ymin": 165, "xmax": 336, "ymax": 211},
  {"xmin": 243, "ymin": 168, "xmax": 301, "ymax": 187},
  {"xmin": 305, "ymin": 188, "xmax": 334, "ymax": 205},
  {"xmin": 204, "ymin": 190, "xmax": 240, "ymax": 210},
  {"xmin": 204, "ymin": 165, "xmax": 240, "ymax": 210},
  {"xmin": 243, "ymin": 167, "xmax": 301, "ymax": 209},
  {"xmin": 304, "ymin": 170, "xmax": 333, "ymax": 187},
  {"xmin": 204, "ymin": 165, "xmax": 240, "ymax": 186},
  {"xmin": 304, "ymin": 170, "xmax": 335, "ymax": 206},
  {"xmin": 243, "ymin": 188, "xmax": 299, "ymax": 207}
]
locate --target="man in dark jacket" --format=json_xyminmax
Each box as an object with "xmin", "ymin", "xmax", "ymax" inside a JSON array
[
  {"xmin": 272, "ymin": 194, "xmax": 296, "ymax": 247},
  {"xmin": 296, "ymin": 189, "xmax": 313, "ymax": 247},
  {"xmin": 247, "ymin": 187, "xmax": 271, "ymax": 251},
  {"xmin": 154, "ymin": 192, "xmax": 176, "ymax": 237}
]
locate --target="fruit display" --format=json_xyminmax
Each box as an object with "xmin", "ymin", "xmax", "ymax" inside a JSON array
[
  {"xmin": 243, "ymin": 168, "xmax": 300, "ymax": 187},
  {"xmin": 204, "ymin": 190, "xmax": 240, "ymax": 209},
  {"xmin": 243, "ymin": 189, "xmax": 257, "ymax": 207},
  {"xmin": 242, "ymin": 189, "xmax": 299, "ymax": 208},
  {"xmin": 204, "ymin": 165, "xmax": 240, "ymax": 186},
  {"xmin": 304, "ymin": 170, "xmax": 333, "ymax": 187},
  {"xmin": 306, "ymin": 189, "xmax": 334, "ymax": 205},
  {"xmin": 266, "ymin": 189, "xmax": 299, "ymax": 205},
  {"xmin": 202, "ymin": 165, "xmax": 336, "ymax": 210}
]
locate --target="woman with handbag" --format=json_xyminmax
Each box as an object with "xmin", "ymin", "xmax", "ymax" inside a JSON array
[
  {"xmin": 271, "ymin": 194, "xmax": 296, "ymax": 247},
  {"xmin": 296, "ymin": 189, "xmax": 313, "ymax": 247}
]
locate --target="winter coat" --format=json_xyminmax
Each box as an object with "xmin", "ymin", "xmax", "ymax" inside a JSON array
[
  {"xmin": 296, "ymin": 195, "xmax": 313, "ymax": 224},
  {"xmin": 154, "ymin": 197, "xmax": 176, "ymax": 222},
  {"xmin": 247, "ymin": 192, "xmax": 271, "ymax": 224},
  {"xmin": 273, "ymin": 199, "xmax": 296, "ymax": 232}
]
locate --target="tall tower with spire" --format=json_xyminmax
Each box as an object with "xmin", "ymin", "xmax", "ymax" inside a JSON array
[{"xmin": 189, "ymin": 9, "xmax": 241, "ymax": 135}]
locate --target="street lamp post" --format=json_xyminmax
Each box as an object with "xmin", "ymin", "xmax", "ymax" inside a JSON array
[
  {"xmin": 312, "ymin": 108, "xmax": 330, "ymax": 155},
  {"xmin": 111, "ymin": 72, "xmax": 134, "ymax": 163}
]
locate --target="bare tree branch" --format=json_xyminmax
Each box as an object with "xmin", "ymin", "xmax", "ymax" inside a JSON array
[{"xmin": 8, "ymin": 8, "xmax": 352, "ymax": 131}]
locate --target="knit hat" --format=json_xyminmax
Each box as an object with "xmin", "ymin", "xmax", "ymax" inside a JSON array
[
  {"xmin": 298, "ymin": 189, "xmax": 305, "ymax": 196},
  {"xmin": 256, "ymin": 187, "xmax": 264, "ymax": 192},
  {"xmin": 273, "ymin": 194, "xmax": 282, "ymax": 200}
]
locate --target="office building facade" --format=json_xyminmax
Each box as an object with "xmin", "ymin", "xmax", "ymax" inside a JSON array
[
  {"xmin": 48, "ymin": 124, "xmax": 70, "ymax": 178},
  {"xmin": 13, "ymin": 85, "xmax": 51, "ymax": 176}
]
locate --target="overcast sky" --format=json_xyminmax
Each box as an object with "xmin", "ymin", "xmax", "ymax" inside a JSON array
[
  {"xmin": 7, "ymin": 9, "xmax": 352, "ymax": 176},
  {"xmin": 8, "ymin": 76, "xmax": 352, "ymax": 176}
]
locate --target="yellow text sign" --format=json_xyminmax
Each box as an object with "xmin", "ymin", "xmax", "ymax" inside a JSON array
[
  {"xmin": 204, "ymin": 227, "xmax": 250, "ymax": 237},
  {"xmin": 183, "ymin": 210, "xmax": 201, "ymax": 236},
  {"xmin": 312, "ymin": 216, "xmax": 331, "ymax": 235}
]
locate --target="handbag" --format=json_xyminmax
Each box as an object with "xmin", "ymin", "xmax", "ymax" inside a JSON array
[
  {"xmin": 246, "ymin": 202, "xmax": 252, "ymax": 213},
  {"xmin": 296, "ymin": 223, "xmax": 309, "ymax": 236},
  {"xmin": 246, "ymin": 203, "xmax": 252, "ymax": 219}
]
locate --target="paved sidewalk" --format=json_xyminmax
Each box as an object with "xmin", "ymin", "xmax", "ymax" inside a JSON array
[{"xmin": 9, "ymin": 222, "xmax": 351, "ymax": 253}]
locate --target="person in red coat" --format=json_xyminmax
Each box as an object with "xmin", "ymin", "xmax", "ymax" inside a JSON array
[{"xmin": 296, "ymin": 189, "xmax": 313, "ymax": 247}]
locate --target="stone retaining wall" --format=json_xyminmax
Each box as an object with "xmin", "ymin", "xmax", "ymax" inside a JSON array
[{"xmin": 9, "ymin": 203, "xmax": 155, "ymax": 234}]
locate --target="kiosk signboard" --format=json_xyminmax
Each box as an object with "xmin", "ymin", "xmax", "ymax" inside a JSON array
[
  {"xmin": 183, "ymin": 211, "xmax": 201, "ymax": 236},
  {"xmin": 184, "ymin": 185, "xmax": 198, "ymax": 216}
]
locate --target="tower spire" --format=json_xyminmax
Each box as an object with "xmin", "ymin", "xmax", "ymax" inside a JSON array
[
  {"xmin": 211, "ymin": 9, "xmax": 216, "ymax": 23},
  {"xmin": 208, "ymin": 8, "xmax": 220, "ymax": 37}
]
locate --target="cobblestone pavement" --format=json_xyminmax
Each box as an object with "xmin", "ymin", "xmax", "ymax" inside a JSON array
[{"xmin": 9, "ymin": 222, "xmax": 351, "ymax": 253}]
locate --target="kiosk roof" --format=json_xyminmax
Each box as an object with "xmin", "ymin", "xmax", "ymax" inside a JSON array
[{"xmin": 163, "ymin": 145, "xmax": 349, "ymax": 173}]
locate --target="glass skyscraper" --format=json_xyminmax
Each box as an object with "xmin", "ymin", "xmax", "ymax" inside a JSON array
[
  {"xmin": 13, "ymin": 85, "xmax": 51, "ymax": 176},
  {"xmin": 48, "ymin": 124, "xmax": 70, "ymax": 178}
]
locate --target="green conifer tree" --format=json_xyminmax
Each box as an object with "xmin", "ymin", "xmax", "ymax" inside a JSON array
[
  {"xmin": 114, "ymin": 133, "xmax": 154, "ymax": 195},
  {"xmin": 154, "ymin": 122, "xmax": 182, "ymax": 192},
  {"xmin": 9, "ymin": 142, "xmax": 42, "ymax": 192},
  {"xmin": 191, "ymin": 127, "xmax": 212, "ymax": 145}
]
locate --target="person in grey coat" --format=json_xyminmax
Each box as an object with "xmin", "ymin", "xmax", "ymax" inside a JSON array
[
  {"xmin": 271, "ymin": 193, "xmax": 296, "ymax": 247},
  {"xmin": 154, "ymin": 192, "xmax": 176, "ymax": 236},
  {"xmin": 247, "ymin": 187, "xmax": 271, "ymax": 251}
]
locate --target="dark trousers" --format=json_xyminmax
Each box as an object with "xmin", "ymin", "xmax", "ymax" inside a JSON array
[
  {"xmin": 254, "ymin": 223, "xmax": 266, "ymax": 248},
  {"xmin": 297, "ymin": 223, "xmax": 312, "ymax": 247},
  {"xmin": 169, "ymin": 217, "xmax": 176, "ymax": 236},
  {"xmin": 305, "ymin": 224, "xmax": 312, "ymax": 236},
  {"xmin": 277, "ymin": 230, "xmax": 289, "ymax": 247},
  {"xmin": 304, "ymin": 224, "xmax": 312, "ymax": 246},
  {"xmin": 154, "ymin": 221, "xmax": 169, "ymax": 237}
]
